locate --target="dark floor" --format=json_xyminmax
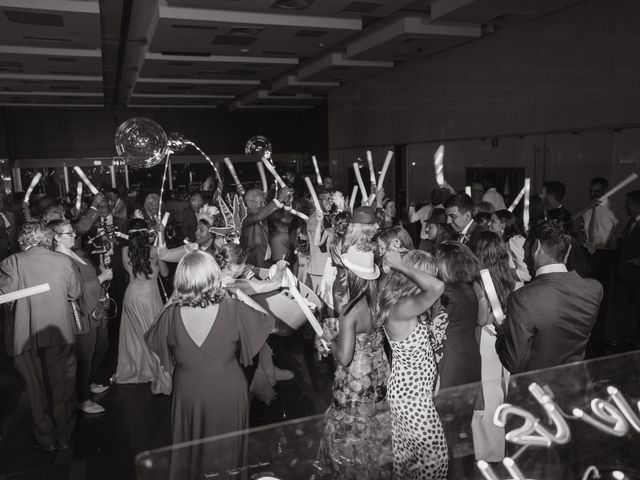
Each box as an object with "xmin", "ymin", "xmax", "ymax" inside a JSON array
[
  {"xmin": 0, "ymin": 326, "xmax": 635, "ymax": 480},
  {"xmin": 0, "ymin": 328, "xmax": 334, "ymax": 480}
]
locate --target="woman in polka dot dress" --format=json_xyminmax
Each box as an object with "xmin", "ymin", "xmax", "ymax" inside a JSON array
[{"xmin": 378, "ymin": 248, "xmax": 449, "ymax": 479}]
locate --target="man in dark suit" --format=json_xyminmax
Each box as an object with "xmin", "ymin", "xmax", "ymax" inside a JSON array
[
  {"xmin": 496, "ymin": 219, "xmax": 602, "ymax": 373},
  {"xmin": 181, "ymin": 191, "xmax": 204, "ymax": 242},
  {"xmin": 540, "ymin": 180, "xmax": 573, "ymax": 221},
  {"xmin": 444, "ymin": 192, "xmax": 482, "ymax": 250},
  {"xmin": 0, "ymin": 222, "xmax": 82, "ymax": 451},
  {"xmin": 612, "ymin": 189, "xmax": 640, "ymax": 347}
]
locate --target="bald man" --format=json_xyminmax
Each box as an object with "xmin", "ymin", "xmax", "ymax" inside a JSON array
[{"xmin": 241, "ymin": 188, "xmax": 289, "ymax": 267}]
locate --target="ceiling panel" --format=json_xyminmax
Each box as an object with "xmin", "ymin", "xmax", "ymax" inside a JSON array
[
  {"xmin": 149, "ymin": 13, "xmax": 359, "ymax": 58},
  {"xmin": 0, "ymin": 93, "xmax": 101, "ymax": 105},
  {"xmin": 0, "ymin": 0, "xmax": 101, "ymax": 49},
  {"xmin": 133, "ymin": 79, "xmax": 257, "ymax": 96},
  {"xmin": 270, "ymin": 75, "xmax": 339, "ymax": 94},
  {"xmin": 165, "ymin": 0, "xmax": 421, "ymax": 18},
  {"xmin": 0, "ymin": 76, "xmax": 102, "ymax": 93},
  {"xmin": 346, "ymin": 15, "xmax": 481, "ymax": 61},
  {"xmin": 0, "ymin": 50, "xmax": 101, "ymax": 76},
  {"xmin": 297, "ymin": 52, "xmax": 393, "ymax": 82},
  {"xmin": 140, "ymin": 52, "xmax": 296, "ymax": 80},
  {"xmin": 430, "ymin": 0, "xmax": 585, "ymax": 24}
]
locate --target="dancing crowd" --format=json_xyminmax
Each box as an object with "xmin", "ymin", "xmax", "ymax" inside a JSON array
[{"xmin": 0, "ymin": 169, "xmax": 639, "ymax": 479}]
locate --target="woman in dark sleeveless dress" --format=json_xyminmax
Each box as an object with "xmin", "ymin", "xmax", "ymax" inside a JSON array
[{"xmin": 145, "ymin": 250, "xmax": 274, "ymax": 478}]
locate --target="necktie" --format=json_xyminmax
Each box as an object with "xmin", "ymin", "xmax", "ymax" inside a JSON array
[{"xmin": 587, "ymin": 206, "xmax": 597, "ymax": 254}]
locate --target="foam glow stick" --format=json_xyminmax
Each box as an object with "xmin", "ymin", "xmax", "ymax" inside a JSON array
[
  {"xmin": 508, "ymin": 185, "xmax": 526, "ymax": 212},
  {"xmin": 480, "ymin": 269, "xmax": 505, "ymax": 326},
  {"xmin": 161, "ymin": 212, "xmax": 170, "ymax": 227},
  {"xmin": 368, "ymin": 193, "xmax": 377, "ymax": 205},
  {"xmin": 523, "ymin": 178, "xmax": 531, "ymax": 232},
  {"xmin": 0, "ymin": 283, "xmax": 50, "ymax": 306},
  {"xmin": 257, "ymin": 162, "xmax": 267, "ymax": 192},
  {"xmin": 284, "ymin": 205, "xmax": 309, "ymax": 222},
  {"xmin": 75, "ymin": 181, "xmax": 83, "ymax": 211},
  {"xmin": 476, "ymin": 461, "xmax": 501, "ymax": 480},
  {"xmin": 73, "ymin": 166, "xmax": 99, "ymax": 195},
  {"xmin": 601, "ymin": 172, "xmax": 639, "ymax": 201},
  {"xmin": 434, "ymin": 145, "xmax": 445, "ymax": 186},
  {"xmin": 261, "ymin": 156, "xmax": 286, "ymax": 188},
  {"xmin": 366, "ymin": 150, "xmax": 377, "ymax": 190},
  {"xmin": 349, "ymin": 185, "xmax": 358, "ymax": 211},
  {"xmin": 311, "ymin": 155, "xmax": 322, "ymax": 185},
  {"xmin": 284, "ymin": 269, "xmax": 323, "ymax": 336},
  {"xmin": 304, "ymin": 177, "xmax": 322, "ymax": 213},
  {"xmin": 24, "ymin": 172, "xmax": 42, "ymax": 203},
  {"xmin": 353, "ymin": 163, "xmax": 368, "ymax": 205},
  {"xmin": 115, "ymin": 231, "xmax": 129, "ymax": 241},
  {"xmin": 124, "ymin": 165, "xmax": 129, "ymax": 189},
  {"xmin": 377, "ymin": 150, "xmax": 393, "ymax": 191},
  {"xmin": 63, "ymin": 164, "xmax": 70, "ymax": 193},
  {"xmin": 465, "ymin": 186, "xmax": 471, "ymax": 196},
  {"xmin": 224, "ymin": 157, "xmax": 245, "ymax": 196},
  {"xmin": 110, "ymin": 165, "xmax": 116, "ymax": 188}
]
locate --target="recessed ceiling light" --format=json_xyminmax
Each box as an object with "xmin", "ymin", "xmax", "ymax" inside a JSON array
[{"xmin": 240, "ymin": 48, "xmax": 250, "ymax": 53}]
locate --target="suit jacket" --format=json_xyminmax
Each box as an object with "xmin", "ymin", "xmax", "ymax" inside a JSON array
[
  {"xmin": 240, "ymin": 200, "xmax": 280, "ymax": 268},
  {"xmin": 617, "ymin": 218, "xmax": 640, "ymax": 286},
  {"xmin": 181, "ymin": 206, "xmax": 198, "ymax": 242},
  {"xmin": 0, "ymin": 247, "xmax": 82, "ymax": 356},
  {"xmin": 459, "ymin": 220, "xmax": 483, "ymax": 251},
  {"xmin": 496, "ymin": 271, "xmax": 602, "ymax": 373}
]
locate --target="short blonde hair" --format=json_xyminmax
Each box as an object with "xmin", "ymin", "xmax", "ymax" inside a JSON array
[{"xmin": 172, "ymin": 250, "xmax": 224, "ymax": 307}]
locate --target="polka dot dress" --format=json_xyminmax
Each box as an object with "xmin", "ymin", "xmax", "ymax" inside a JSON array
[{"xmin": 385, "ymin": 321, "xmax": 448, "ymax": 479}]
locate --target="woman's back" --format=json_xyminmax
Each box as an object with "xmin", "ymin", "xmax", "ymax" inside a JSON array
[{"xmin": 124, "ymin": 246, "xmax": 161, "ymax": 284}]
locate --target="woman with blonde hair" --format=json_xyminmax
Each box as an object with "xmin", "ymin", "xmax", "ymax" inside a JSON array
[
  {"xmin": 145, "ymin": 250, "xmax": 274, "ymax": 473},
  {"xmin": 378, "ymin": 249, "xmax": 448, "ymax": 479}
]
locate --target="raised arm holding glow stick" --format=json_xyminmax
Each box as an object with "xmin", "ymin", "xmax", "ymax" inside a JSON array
[
  {"xmin": 366, "ymin": 150, "xmax": 377, "ymax": 191},
  {"xmin": 224, "ymin": 157, "xmax": 245, "ymax": 196},
  {"xmin": 349, "ymin": 185, "xmax": 358, "ymax": 212},
  {"xmin": 523, "ymin": 178, "xmax": 531, "ymax": 232},
  {"xmin": 480, "ymin": 269, "xmax": 505, "ymax": 326},
  {"xmin": 284, "ymin": 269, "xmax": 323, "ymax": 336},
  {"xmin": 434, "ymin": 144, "xmax": 445, "ymax": 187},
  {"xmin": 75, "ymin": 181, "xmax": 83, "ymax": 211},
  {"xmin": 312, "ymin": 155, "xmax": 322, "ymax": 186},
  {"xmin": 508, "ymin": 185, "xmax": 526, "ymax": 212},
  {"xmin": 260, "ymin": 156, "xmax": 286, "ymax": 188},
  {"xmin": 377, "ymin": 150, "xmax": 393, "ymax": 191},
  {"xmin": 353, "ymin": 163, "xmax": 368, "ymax": 205},
  {"xmin": 304, "ymin": 177, "xmax": 323, "ymax": 214},
  {"xmin": 24, "ymin": 172, "xmax": 42, "ymax": 204},
  {"xmin": 73, "ymin": 166, "xmax": 99, "ymax": 195},
  {"xmin": 256, "ymin": 162, "xmax": 268, "ymax": 192}
]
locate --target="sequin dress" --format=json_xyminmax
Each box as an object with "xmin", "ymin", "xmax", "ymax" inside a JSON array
[
  {"xmin": 385, "ymin": 321, "xmax": 448, "ymax": 480},
  {"xmin": 315, "ymin": 328, "xmax": 393, "ymax": 479}
]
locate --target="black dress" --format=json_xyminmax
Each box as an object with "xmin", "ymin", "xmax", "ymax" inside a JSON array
[
  {"xmin": 438, "ymin": 282, "xmax": 481, "ymax": 389},
  {"xmin": 146, "ymin": 298, "xmax": 274, "ymax": 479}
]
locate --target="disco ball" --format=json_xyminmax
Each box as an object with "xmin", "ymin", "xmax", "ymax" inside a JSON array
[
  {"xmin": 167, "ymin": 132, "xmax": 188, "ymax": 153},
  {"xmin": 245, "ymin": 135, "xmax": 272, "ymax": 159},
  {"xmin": 114, "ymin": 117, "xmax": 168, "ymax": 168}
]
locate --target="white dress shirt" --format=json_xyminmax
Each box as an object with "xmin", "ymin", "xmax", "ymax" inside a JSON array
[
  {"xmin": 483, "ymin": 188, "xmax": 507, "ymax": 211},
  {"xmin": 535, "ymin": 263, "xmax": 568, "ymax": 277},
  {"xmin": 582, "ymin": 198, "xmax": 618, "ymax": 251}
]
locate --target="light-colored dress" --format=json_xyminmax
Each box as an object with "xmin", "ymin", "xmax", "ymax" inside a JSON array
[{"xmin": 113, "ymin": 247, "xmax": 164, "ymax": 384}]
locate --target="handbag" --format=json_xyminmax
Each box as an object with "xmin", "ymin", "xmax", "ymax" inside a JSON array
[{"xmin": 150, "ymin": 351, "xmax": 172, "ymax": 395}]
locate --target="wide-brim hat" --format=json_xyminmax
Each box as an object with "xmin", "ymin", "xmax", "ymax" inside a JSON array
[
  {"xmin": 340, "ymin": 245, "xmax": 380, "ymax": 280},
  {"xmin": 428, "ymin": 208, "xmax": 448, "ymax": 225},
  {"xmin": 350, "ymin": 206, "xmax": 378, "ymax": 225}
]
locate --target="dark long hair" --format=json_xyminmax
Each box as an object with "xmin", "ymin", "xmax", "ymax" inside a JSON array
[
  {"xmin": 435, "ymin": 241, "xmax": 480, "ymax": 284},
  {"xmin": 474, "ymin": 231, "xmax": 515, "ymax": 309},
  {"xmin": 127, "ymin": 218, "xmax": 152, "ymax": 279},
  {"xmin": 494, "ymin": 209, "xmax": 523, "ymax": 242}
]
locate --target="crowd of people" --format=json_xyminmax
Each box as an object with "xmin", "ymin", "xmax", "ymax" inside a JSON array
[{"xmin": 0, "ymin": 168, "xmax": 639, "ymax": 479}]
